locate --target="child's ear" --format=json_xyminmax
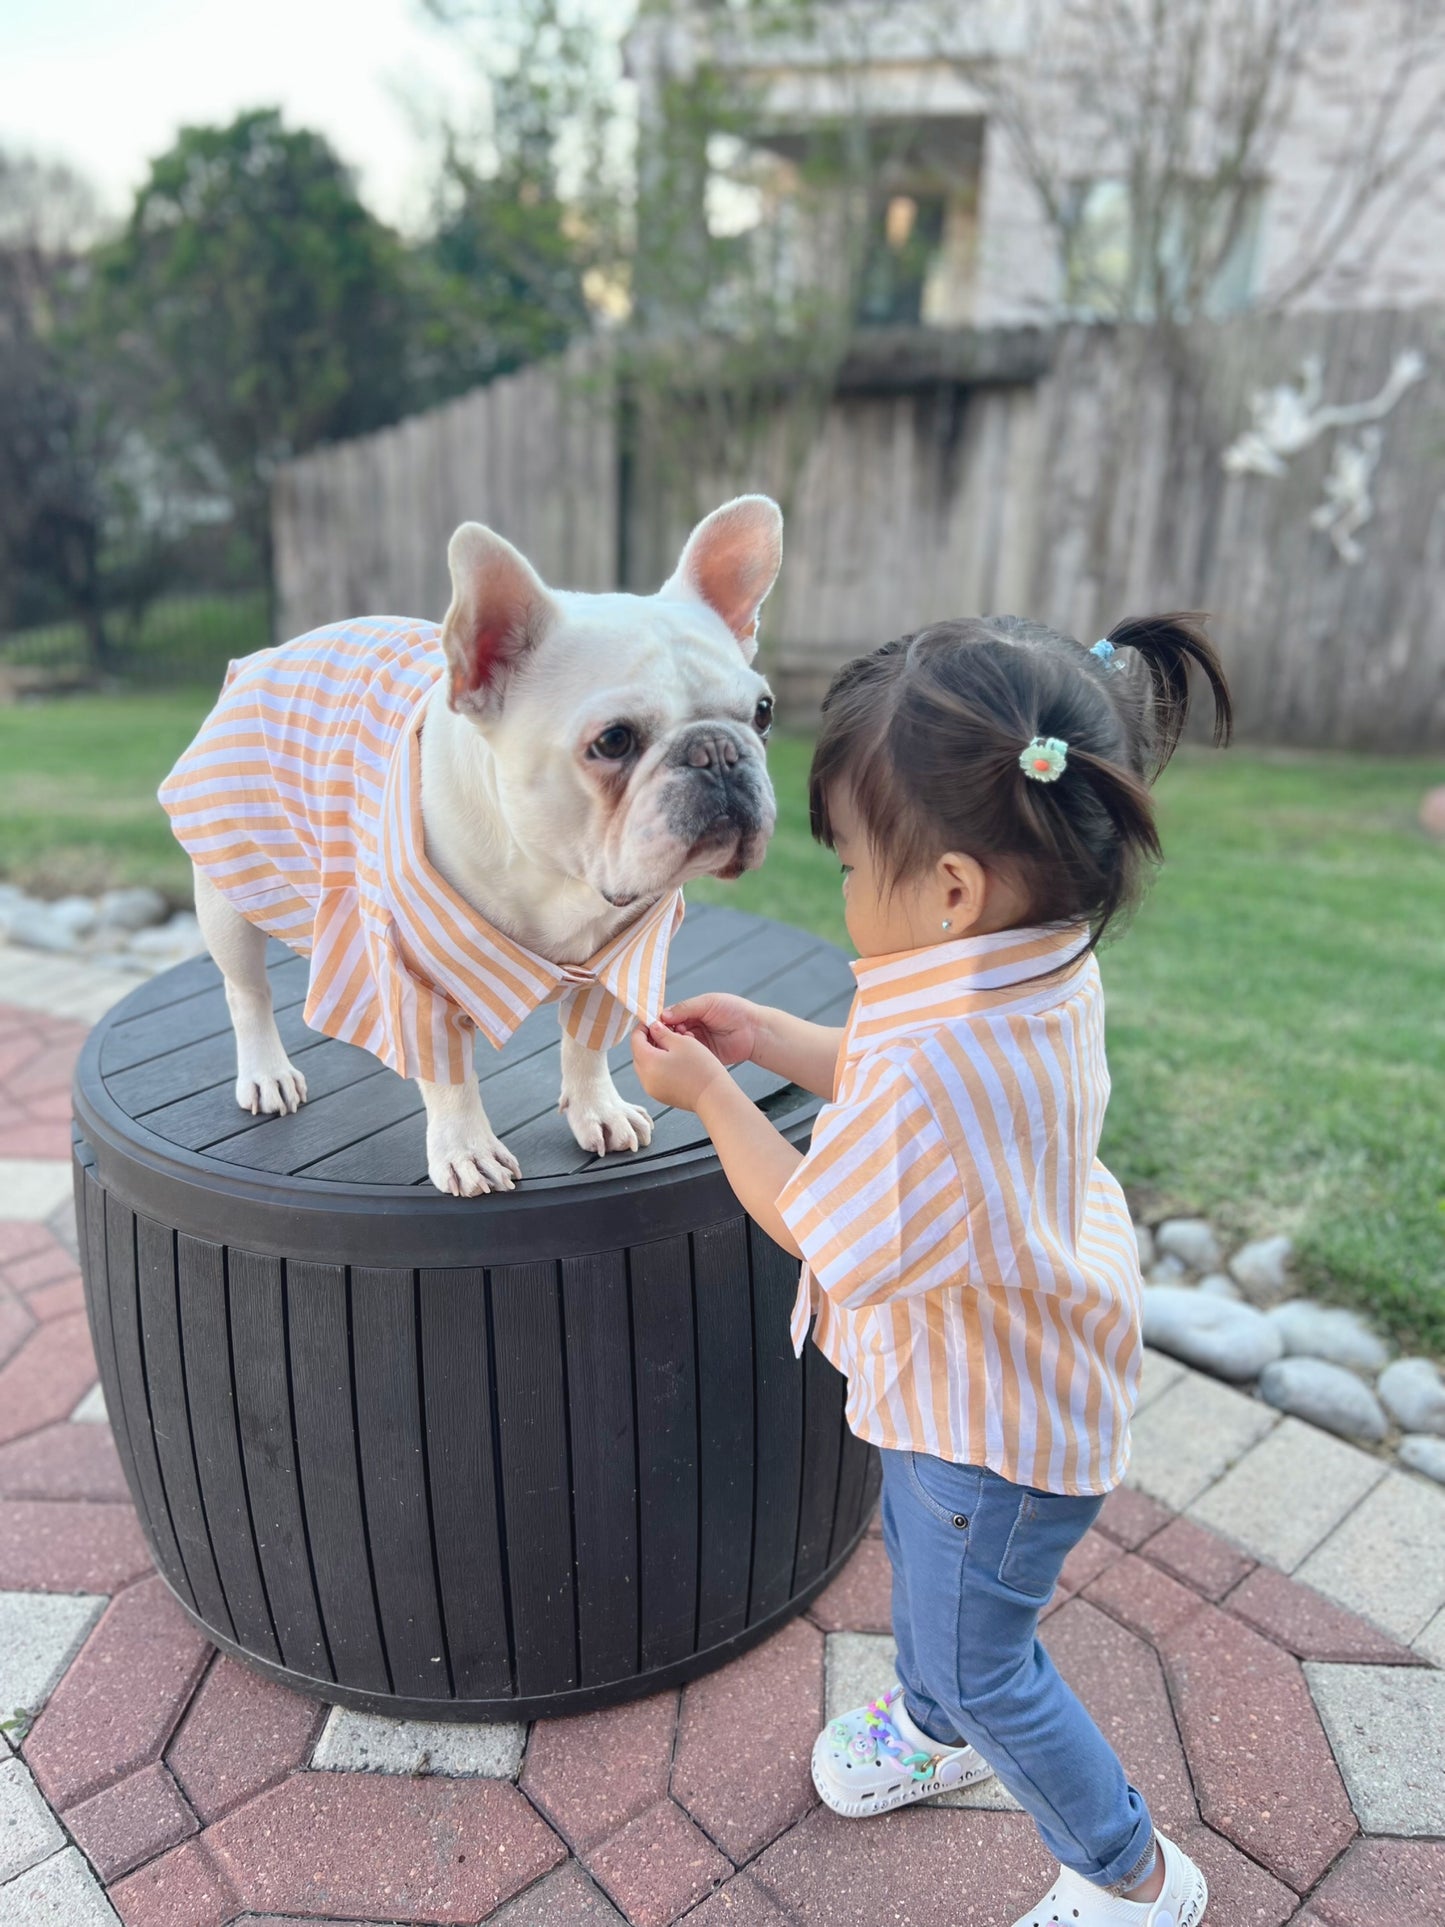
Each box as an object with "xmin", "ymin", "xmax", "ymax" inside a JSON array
[{"xmin": 937, "ymin": 852, "xmax": 989, "ymax": 931}]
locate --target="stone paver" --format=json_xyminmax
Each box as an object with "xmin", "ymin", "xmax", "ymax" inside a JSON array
[
  {"xmin": 204, "ymin": 1773, "xmax": 564, "ymax": 1922},
  {"xmin": 71, "ymin": 1384, "xmax": 107, "ymax": 1423},
  {"xmin": 1188, "ymin": 1416, "xmax": 1387, "ymax": 1572},
  {"xmin": 1415, "ymin": 1603, "xmax": 1445, "ymax": 1666},
  {"xmin": 585, "ymin": 1799, "xmax": 730, "ymax": 1927},
  {"xmin": 0, "ymin": 1753, "xmax": 64, "ymax": 1882},
  {"xmin": 1304, "ymin": 1661, "xmax": 1445, "ymax": 1836},
  {"xmin": 0, "ymin": 1498, "xmax": 151, "ymax": 1593},
  {"xmin": 0, "ymin": 1422, "xmax": 128, "ymax": 1501},
  {"xmin": 1297, "ymin": 1468, "xmax": 1445, "ymax": 1643},
  {"xmin": 0, "ymin": 957, "xmax": 134, "ymax": 1025},
  {"xmin": 1133, "ymin": 1345, "xmax": 1189, "ymax": 1413},
  {"xmin": 522, "ymin": 1692, "xmax": 679, "ymax": 1852},
  {"xmin": 486, "ymin": 1861, "xmax": 626, "ymax": 1926},
  {"xmin": 1296, "ymin": 1837, "xmax": 1445, "ymax": 1926},
  {"xmin": 64, "ymin": 1762, "xmax": 198, "ymax": 1882},
  {"xmin": 1162, "ymin": 1604, "xmax": 1356, "ymax": 1891},
  {"xmin": 1127, "ymin": 1369, "xmax": 1278, "ymax": 1511},
  {"xmin": 0, "ymin": 1589, "xmax": 105, "ymax": 1718},
  {"xmin": 0, "ymin": 1165, "xmax": 74, "ymax": 1222},
  {"xmin": 310, "ymin": 1707, "xmax": 525, "ymax": 1778},
  {"xmin": 25, "ymin": 1576, "xmax": 213, "ymax": 1810},
  {"xmin": 1223, "ymin": 1566, "xmax": 1424, "ymax": 1664},
  {"xmin": 0, "ymin": 1845, "xmax": 122, "ymax": 1925},
  {"xmin": 167, "ymin": 1656, "xmax": 321, "ymax": 1825},
  {"xmin": 672, "ymin": 1618, "xmax": 823, "ymax": 1861}
]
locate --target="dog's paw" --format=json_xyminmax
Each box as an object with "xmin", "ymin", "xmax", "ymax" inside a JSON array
[
  {"xmin": 427, "ymin": 1127, "xmax": 523, "ymax": 1198},
  {"xmin": 235, "ymin": 1058, "xmax": 308, "ymax": 1116},
  {"xmin": 563, "ymin": 1095, "xmax": 655, "ymax": 1158}
]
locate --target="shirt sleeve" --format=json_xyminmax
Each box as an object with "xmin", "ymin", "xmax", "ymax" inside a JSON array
[{"xmin": 776, "ymin": 1055, "xmax": 968, "ymax": 1309}]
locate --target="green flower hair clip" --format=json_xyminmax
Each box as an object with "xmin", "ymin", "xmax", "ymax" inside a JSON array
[{"xmin": 1020, "ymin": 736, "xmax": 1069, "ymax": 782}]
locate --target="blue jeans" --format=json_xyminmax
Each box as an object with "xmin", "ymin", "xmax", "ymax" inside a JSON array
[{"xmin": 880, "ymin": 1448, "xmax": 1156, "ymax": 1892}]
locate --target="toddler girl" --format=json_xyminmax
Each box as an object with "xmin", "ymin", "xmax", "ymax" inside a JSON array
[{"xmin": 632, "ymin": 611, "xmax": 1232, "ymax": 1927}]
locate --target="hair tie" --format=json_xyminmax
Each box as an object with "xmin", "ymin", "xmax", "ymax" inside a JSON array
[
  {"xmin": 1020, "ymin": 736, "xmax": 1068, "ymax": 782},
  {"xmin": 1091, "ymin": 638, "xmax": 1116, "ymax": 664}
]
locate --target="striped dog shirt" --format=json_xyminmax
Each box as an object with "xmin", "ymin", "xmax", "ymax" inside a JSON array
[
  {"xmin": 159, "ymin": 619, "xmax": 682, "ymax": 1084},
  {"xmin": 777, "ymin": 925, "xmax": 1144, "ymax": 1496}
]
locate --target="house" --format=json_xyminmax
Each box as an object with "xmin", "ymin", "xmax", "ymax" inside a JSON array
[{"xmin": 624, "ymin": 0, "xmax": 1445, "ymax": 329}]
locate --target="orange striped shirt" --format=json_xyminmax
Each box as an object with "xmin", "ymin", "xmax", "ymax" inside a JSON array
[
  {"xmin": 777, "ymin": 926, "xmax": 1143, "ymax": 1496},
  {"xmin": 159, "ymin": 620, "xmax": 682, "ymax": 1084}
]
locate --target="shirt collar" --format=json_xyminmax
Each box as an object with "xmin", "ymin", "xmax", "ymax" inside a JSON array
[
  {"xmin": 379, "ymin": 695, "xmax": 682, "ymax": 1049},
  {"xmin": 846, "ymin": 924, "xmax": 1092, "ymax": 1049}
]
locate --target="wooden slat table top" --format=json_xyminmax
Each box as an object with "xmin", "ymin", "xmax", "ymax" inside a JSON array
[{"xmin": 92, "ymin": 904, "xmax": 854, "ymax": 1190}]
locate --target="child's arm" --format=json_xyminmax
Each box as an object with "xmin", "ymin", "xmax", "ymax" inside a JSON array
[
  {"xmin": 661, "ymin": 993, "xmax": 843, "ymax": 1100},
  {"xmin": 631, "ymin": 1023, "xmax": 804, "ymax": 1255}
]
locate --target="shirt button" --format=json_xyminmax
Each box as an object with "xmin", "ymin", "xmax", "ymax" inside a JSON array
[{"xmin": 952, "ymin": 1514, "xmax": 968, "ymax": 1529}]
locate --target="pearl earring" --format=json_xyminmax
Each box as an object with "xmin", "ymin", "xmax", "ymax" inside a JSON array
[{"xmin": 941, "ymin": 919, "xmax": 952, "ymax": 931}]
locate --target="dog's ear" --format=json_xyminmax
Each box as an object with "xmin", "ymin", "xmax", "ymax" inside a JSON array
[
  {"xmin": 662, "ymin": 495, "xmax": 783, "ymax": 663},
  {"xmin": 441, "ymin": 523, "xmax": 560, "ymax": 717}
]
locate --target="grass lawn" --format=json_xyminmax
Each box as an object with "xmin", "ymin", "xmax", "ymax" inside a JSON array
[
  {"xmin": 0, "ymin": 590, "xmax": 267, "ymax": 686},
  {"xmin": 3, "ymin": 695, "xmax": 1442, "ymax": 1350}
]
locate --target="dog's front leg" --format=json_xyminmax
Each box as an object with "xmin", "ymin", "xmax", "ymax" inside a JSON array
[
  {"xmin": 558, "ymin": 1033, "xmax": 655, "ymax": 1157},
  {"xmin": 418, "ymin": 1077, "xmax": 522, "ymax": 1196}
]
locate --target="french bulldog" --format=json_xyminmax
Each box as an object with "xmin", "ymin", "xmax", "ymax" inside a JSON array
[{"xmin": 172, "ymin": 494, "xmax": 782, "ymax": 1195}]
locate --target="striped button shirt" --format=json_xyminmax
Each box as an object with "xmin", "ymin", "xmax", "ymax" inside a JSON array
[
  {"xmin": 159, "ymin": 619, "xmax": 682, "ymax": 1084},
  {"xmin": 776, "ymin": 926, "xmax": 1144, "ymax": 1496}
]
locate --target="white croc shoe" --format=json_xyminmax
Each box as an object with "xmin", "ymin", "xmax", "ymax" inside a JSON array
[
  {"xmin": 811, "ymin": 1684, "xmax": 994, "ymax": 1819},
  {"xmin": 1009, "ymin": 1831, "xmax": 1208, "ymax": 1927}
]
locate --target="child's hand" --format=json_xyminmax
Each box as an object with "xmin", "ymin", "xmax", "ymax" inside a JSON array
[
  {"xmin": 657, "ymin": 993, "xmax": 761, "ymax": 1067},
  {"xmin": 631, "ymin": 1021, "xmax": 729, "ymax": 1112}
]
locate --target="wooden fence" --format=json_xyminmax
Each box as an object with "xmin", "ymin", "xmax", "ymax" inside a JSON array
[{"xmin": 273, "ymin": 309, "xmax": 1445, "ymax": 749}]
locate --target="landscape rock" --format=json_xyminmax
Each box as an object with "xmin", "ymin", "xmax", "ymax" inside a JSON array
[
  {"xmin": 97, "ymin": 886, "xmax": 168, "ymax": 932},
  {"xmin": 1141, "ymin": 1285, "xmax": 1284, "ymax": 1382},
  {"xmin": 1399, "ymin": 1435, "xmax": 1445, "ymax": 1485},
  {"xmin": 1257, "ymin": 1357, "xmax": 1388, "ymax": 1443},
  {"xmin": 1134, "ymin": 1223, "xmax": 1156, "ymax": 1272},
  {"xmin": 1156, "ymin": 1217, "xmax": 1222, "ymax": 1271},
  {"xmin": 1228, "ymin": 1234, "xmax": 1294, "ymax": 1304},
  {"xmin": 2, "ymin": 901, "xmax": 83, "ymax": 952},
  {"xmin": 1197, "ymin": 1273, "xmax": 1243, "ymax": 1301},
  {"xmin": 48, "ymin": 894, "xmax": 99, "ymax": 938},
  {"xmin": 1265, "ymin": 1300, "xmax": 1391, "ymax": 1375},
  {"xmin": 1147, "ymin": 1254, "xmax": 1190, "ymax": 1285},
  {"xmin": 1378, "ymin": 1357, "xmax": 1445, "ymax": 1436},
  {"xmin": 126, "ymin": 911, "xmax": 204, "ymax": 960}
]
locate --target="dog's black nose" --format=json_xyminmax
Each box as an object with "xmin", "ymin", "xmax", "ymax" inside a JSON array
[{"xmin": 678, "ymin": 729, "xmax": 741, "ymax": 773}]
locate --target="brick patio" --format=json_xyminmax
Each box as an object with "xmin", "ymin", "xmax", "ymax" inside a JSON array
[{"xmin": 1, "ymin": 960, "xmax": 1442, "ymax": 1927}]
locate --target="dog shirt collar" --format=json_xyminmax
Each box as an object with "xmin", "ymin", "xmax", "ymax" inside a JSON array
[{"xmin": 380, "ymin": 699, "xmax": 683, "ymax": 1054}]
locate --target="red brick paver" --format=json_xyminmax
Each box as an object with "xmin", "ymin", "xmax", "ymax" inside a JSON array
[
  {"xmin": 26, "ymin": 1574, "xmax": 214, "ymax": 1809},
  {"xmin": 586, "ymin": 1798, "xmax": 731, "ymax": 1927},
  {"xmin": 64, "ymin": 1761, "xmax": 199, "ymax": 1882},
  {"xmin": 807, "ymin": 1535, "xmax": 893, "ymax": 1633},
  {"xmin": 1144, "ymin": 1515, "xmax": 1257, "ymax": 1600},
  {"xmin": 1082, "ymin": 1550, "xmax": 1209, "ymax": 1643},
  {"xmin": 167, "ymin": 1655, "xmax": 324, "ymax": 1824},
  {"xmin": 1223, "ymin": 1564, "xmax": 1427, "ymax": 1665},
  {"xmin": 0, "ymin": 1309, "xmax": 99, "ymax": 1445},
  {"xmin": 1295, "ymin": 1837, "xmax": 1445, "ymax": 1926},
  {"xmin": 685, "ymin": 1871, "xmax": 798, "ymax": 1925},
  {"xmin": 0, "ymin": 1419, "xmax": 128, "ymax": 1500},
  {"xmin": 672, "ymin": 1618, "xmax": 823, "ymax": 1861},
  {"xmin": 110, "ymin": 1837, "xmax": 237, "ymax": 1927},
  {"xmin": 522, "ymin": 1691, "xmax": 680, "ymax": 1852},
  {"xmin": 1096, "ymin": 1484, "xmax": 1174, "ymax": 1549},
  {"xmin": 0, "ymin": 1495, "xmax": 153, "ymax": 1591},
  {"xmin": 1162, "ymin": 1604, "xmax": 1358, "ymax": 1891}
]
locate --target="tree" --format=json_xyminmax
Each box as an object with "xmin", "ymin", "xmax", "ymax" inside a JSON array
[
  {"xmin": 957, "ymin": 0, "xmax": 1445, "ymax": 323},
  {"xmin": 0, "ymin": 151, "xmax": 112, "ymax": 666},
  {"xmin": 92, "ymin": 111, "xmax": 416, "ymax": 579}
]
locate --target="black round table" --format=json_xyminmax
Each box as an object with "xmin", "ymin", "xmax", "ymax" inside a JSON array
[{"xmin": 71, "ymin": 903, "xmax": 879, "ymax": 1721}]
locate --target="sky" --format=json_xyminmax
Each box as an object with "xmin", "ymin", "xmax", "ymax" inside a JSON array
[{"xmin": 0, "ymin": 0, "xmax": 480, "ymax": 232}]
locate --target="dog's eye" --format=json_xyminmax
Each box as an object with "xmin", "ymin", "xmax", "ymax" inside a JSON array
[
  {"xmin": 752, "ymin": 697, "xmax": 774, "ymax": 737},
  {"xmin": 590, "ymin": 724, "xmax": 636, "ymax": 761}
]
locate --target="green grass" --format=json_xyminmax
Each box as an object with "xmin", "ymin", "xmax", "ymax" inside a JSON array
[
  {"xmin": 0, "ymin": 590, "xmax": 267, "ymax": 685},
  {"xmin": 2, "ymin": 700, "xmax": 1442, "ymax": 1349}
]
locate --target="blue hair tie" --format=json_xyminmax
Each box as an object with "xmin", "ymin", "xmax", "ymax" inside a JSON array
[{"xmin": 1090, "ymin": 638, "xmax": 1115, "ymax": 664}]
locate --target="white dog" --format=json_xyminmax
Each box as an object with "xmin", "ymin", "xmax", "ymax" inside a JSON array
[{"xmin": 159, "ymin": 496, "xmax": 782, "ymax": 1195}]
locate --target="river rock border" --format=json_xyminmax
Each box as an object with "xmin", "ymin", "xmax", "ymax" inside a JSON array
[{"xmin": 1137, "ymin": 1217, "xmax": 1445, "ymax": 1485}]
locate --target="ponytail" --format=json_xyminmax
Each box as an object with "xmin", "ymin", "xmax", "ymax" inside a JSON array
[{"xmin": 1103, "ymin": 612, "xmax": 1232, "ymax": 776}]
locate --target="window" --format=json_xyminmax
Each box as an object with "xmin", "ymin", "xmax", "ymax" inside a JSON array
[
  {"xmin": 856, "ymin": 192, "xmax": 948, "ymax": 325},
  {"xmin": 1064, "ymin": 177, "xmax": 1264, "ymax": 319}
]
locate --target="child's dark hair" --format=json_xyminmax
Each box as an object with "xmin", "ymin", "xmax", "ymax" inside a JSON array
[{"xmin": 809, "ymin": 613, "xmax": 1232, "ymax": 943}]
